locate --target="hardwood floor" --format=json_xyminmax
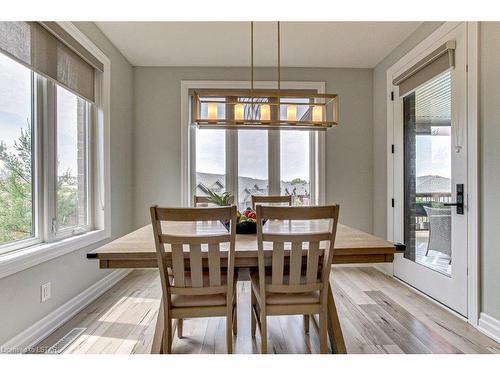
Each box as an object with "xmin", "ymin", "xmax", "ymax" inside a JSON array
[{"xmin": 36, "ymin": 267, "xmax": 500, "ymax": 354}]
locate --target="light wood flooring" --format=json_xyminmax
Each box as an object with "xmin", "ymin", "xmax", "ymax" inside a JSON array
[{"xmin": 36, "ymin": 267, "xmax": 500, "ymax": 354}]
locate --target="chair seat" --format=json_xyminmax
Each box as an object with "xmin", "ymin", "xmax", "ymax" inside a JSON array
[
  {"xmin": 171, "ymin": 293, "xmax": 228, "ymax": 307},
  {"xmin": 250, "ymin": 271, "xmax": 320, "ymax": 305},
  {"xmin": 169, "ymin": 270, "xmax": 236, "ymax": 308}
]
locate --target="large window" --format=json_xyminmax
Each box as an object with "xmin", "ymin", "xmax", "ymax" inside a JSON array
[
  {"xmin": 0, "ymin": 52, "xmax": 35, "ymax": 247},
  {"xmin": 0, "ymin": 51, "xmax": 95, "ymax": 253},
  {"xmin": 191, "ymin": 128, "xmax": 318, "ymax": 209}
]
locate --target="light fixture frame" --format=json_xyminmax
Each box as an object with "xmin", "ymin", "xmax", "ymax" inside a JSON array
[{"xmin": 191, "ymin": 89, "xmax": 339, "ymax": 131}]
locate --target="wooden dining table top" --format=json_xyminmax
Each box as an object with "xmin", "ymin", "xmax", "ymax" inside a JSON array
[{"xmin": 87, "ymin": 220, "xmax": 405, "ymax": 268}]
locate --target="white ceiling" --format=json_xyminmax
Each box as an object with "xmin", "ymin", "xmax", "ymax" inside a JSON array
[{"xmin": 95, "ymin": 22, "xmax": 422, "ymax": 68}]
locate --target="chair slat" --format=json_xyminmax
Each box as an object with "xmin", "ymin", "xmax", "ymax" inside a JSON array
[
  {"xmin": 289, "ymin": 241, "xmax": 303, "ymax": 285},
  {"xmin": 208, "ymin": 243, "xmax": 221, "ymax": 287},
  {"xmin": 171, "ymin": 243, "xmax": 185, "ymax": 287},
  {"xmin": 271, "ymin": 241, "xmax": 285, "ymax": 285},
  {"xmin": 306, "ymin": 241, "xmax": 321, "ymax": 284},
  {"xmin": 189, "ymin": 243, "xmax": 203, "ymax": 288}
]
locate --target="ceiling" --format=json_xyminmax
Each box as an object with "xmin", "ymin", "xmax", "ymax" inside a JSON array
[{"xmin": 95, "ymin": 22, "xmax": 422, "ymax": 68}]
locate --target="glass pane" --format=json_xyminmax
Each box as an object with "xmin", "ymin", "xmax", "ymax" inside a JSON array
[
  {"xmin": 238, "ymin": 130, "xmax": 268, "ymax": 210},
  {"xmin": 0, "ymin": 52, "xmax": 34, "ymax": 246},
  {"xmin": 56, "ymin": 85, "xmax": 90, "ymax": 231},
  {"xmin": 280, "ymin": 131, "xmax": 310, "ymax": 206},
  {"xmin": 195, "ymin": 128, "xmax": 226, "ymax": 199},
  {"xmin": 404, "ymin": 72, "xmax": 452, "ymax": 276}
]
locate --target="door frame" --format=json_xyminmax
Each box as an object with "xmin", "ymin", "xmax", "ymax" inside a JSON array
[{"xmin": 386, "ymin": 22, "xmax": 479, "ymax": 325}]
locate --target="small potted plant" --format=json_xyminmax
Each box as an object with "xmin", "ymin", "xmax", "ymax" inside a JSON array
[{"xmin": 205, "ymin": 189, "xmax": 260, "ymax": 234}]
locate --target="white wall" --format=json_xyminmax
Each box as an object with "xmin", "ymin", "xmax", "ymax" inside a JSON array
[
  {"xmin": 0, "ymin": 22, "xmax": 134, "ymax": 344},
  {"xmin": 133, "ymin": 67, "xmax": 374, "ymax": 233}
]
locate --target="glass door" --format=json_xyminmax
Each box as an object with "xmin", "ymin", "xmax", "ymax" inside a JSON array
[{"xmin": 393, "ymin": 23, "xmax": 468, "ymax": 316}]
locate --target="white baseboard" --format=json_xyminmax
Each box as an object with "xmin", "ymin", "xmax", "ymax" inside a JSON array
[
  {"xmin": 478, "ymin": 313, "xmax": 500, "ymax": 343},
  {"xmin": 1, "ymin": 269, "xmax": 131, "ymax": 353}
]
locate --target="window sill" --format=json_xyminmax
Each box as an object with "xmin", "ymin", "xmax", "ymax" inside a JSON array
[{"xmin": 0, "ymin": 229, "xmax": 110, "ymax": 280}]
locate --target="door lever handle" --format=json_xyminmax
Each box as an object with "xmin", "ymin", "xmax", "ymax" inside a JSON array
[{"xmin": 444, "ymin": 184, "xmax": 464, "ymax": 215}]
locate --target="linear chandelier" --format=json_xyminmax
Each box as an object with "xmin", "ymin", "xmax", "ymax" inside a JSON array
[{"xmin": 191, "ymin": 22, "xmax": 339, "ymax": 131}]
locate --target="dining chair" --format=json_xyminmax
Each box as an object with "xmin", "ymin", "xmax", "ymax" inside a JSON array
[
  {"xmin": 251, "ymin": 194, "xmax": 292, "ymax": 210},
  {"xmin": 193, "ymin": 195, "xmax": 234, "ymax": 207},
  {"xmin": 150, "ymin": 205, "xmax": 238, "ymax": 353},
  {"xmin": 251, "ymin": 204, "xmax": 340, "ymax": 354}
]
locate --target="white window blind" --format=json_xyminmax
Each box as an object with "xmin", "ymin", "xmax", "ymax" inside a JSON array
[{"xmin": 0, "ymin": 22, "xmax": 102, "ymax": 102}]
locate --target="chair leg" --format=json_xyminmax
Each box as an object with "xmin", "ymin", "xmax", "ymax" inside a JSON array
[
  {"xmin": 260, "ymin": 314, "xmax": 267, "ymax": 354},
  {"xmin": 303, "ymin": 315, "xmax": 310, "ymax": 334},
  {"xmin": 232, "ymin": 303, "xmax": 238, "ymax": 336},
  {"xmin": 163, "ymin": 317, "xmax": 172, "ymax": 354},
  {"xmin": 319, "ymin": 311, "xmax": 328, "ymax": 354},
  {"xmin": 226, "ymin": 305, "xmax": 233, "ymax": 354},
  {"xmin": 251, "ymin": 290, "xmax": 257, "ymax": 337},
  {"xmin": 177, "ymin": 319, "xmax": 183, "ymax": 338}
]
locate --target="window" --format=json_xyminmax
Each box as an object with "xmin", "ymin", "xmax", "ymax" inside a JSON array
[
  {"xmin": 238, "ymin": 130, "xmax": 268, "ymax": 210},
  {"xmin": 280, "ymin": 131, "xmax": 310, "ymax": 206},
  {"xmin": 191, "ymin": 125, "xmax": 319, "ymax": 208},
  {"xmin": 195, "ymin": 127, "xmax": 226, "ymax": 196},
  {"xmin": 0, "ymin": 22, "xmax": 107, "ymax": 258},
  {"xmin": 56, "ymin": 85, "xmax": 92, "ymax": 233},
  {"xmin": 0, "ymin": 52, "xmax": 35, "ymax": 248}
]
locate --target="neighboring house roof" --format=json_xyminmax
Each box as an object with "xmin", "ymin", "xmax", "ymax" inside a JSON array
[
  {"xmin": 416, "ymin": 175, "xmax": 451, "ymax": 194},
  {"xmin": 195, "ymin": 172, "xmax": 310, "ymax": 203}
]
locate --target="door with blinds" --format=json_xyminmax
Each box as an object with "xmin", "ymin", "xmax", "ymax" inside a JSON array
[{"xmin": 391, "ymin": 23, "xmax": 468, "ymax": 316}]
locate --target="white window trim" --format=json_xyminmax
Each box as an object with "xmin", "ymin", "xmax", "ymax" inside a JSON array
[
  {"xmin": 385, "ymin": 22, "xmax": 479, "ymax": 326},
  {"xmin": 0, "ymin": 22, "xmax": 111, "ymax": 280},
  {"xmin": 180, "ymin": 80, "xmax": 326, "ymax": 207}
]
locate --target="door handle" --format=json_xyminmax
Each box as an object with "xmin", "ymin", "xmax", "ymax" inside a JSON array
[{"xmin": 443, "ymin": 184, "xmax": 464, "ymax": 215}]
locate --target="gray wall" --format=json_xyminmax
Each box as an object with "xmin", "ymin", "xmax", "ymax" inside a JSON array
[
  {"xmin": 133, "ymin": 67, "xmax": 374, "ymax": 232},
  {"xmin": 479, "ymin": 22, "xmax": 500, "ymax": 321},
  {"xmin": 373, "ymin": 22, "xmax": 500, "ymax": 321},
  {"xmin": 0, "ymin": 22, "xmax": 134, "ymax": 344}
]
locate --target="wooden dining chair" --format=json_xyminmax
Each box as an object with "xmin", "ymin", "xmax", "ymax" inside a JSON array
[
  {"xmin": 150, "ymin": 205, "xmax": 238, "ymax": 353},
  {"xmin": 251, "ymin": 194, "xmax": 292, "ymax": 210},
  {"xmin": 251, "ymin": 204, "xmax": 340, "ymax": 354}
]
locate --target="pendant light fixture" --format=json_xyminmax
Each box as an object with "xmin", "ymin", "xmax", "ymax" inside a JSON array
[{"xmin": 191, "ymin": 22, "xmax": 339, "ymax": 131}]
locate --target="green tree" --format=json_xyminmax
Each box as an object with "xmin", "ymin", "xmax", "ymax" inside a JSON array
[
  {"xmin": 290, "ymin": 177, "xmax": 307, "ymax": 185},
  {"xmin": 0, "ymin": 128, "xmax": 33, "ymax": 242},
  {"xmin": 0, "ymin": 127, "xmax": 78, "ymax": 244}
]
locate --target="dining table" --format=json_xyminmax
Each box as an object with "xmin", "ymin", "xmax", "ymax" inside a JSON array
[{"xmin": 87, "ymin": 220, "xmax": 405, "ymax": 354}]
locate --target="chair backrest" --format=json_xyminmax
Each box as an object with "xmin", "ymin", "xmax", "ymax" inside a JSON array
[
  {"xmin": 150, "ymin": 206, "xmax": 237, "ymax": 309},
  {"xmin": 251, "ymin": 195, "xmax": 292, "ymax": 210},
  {"xmin": 255, "ymin": 205, "xmax": 340, "ymax": 304},
  {"xmin": 193, "ymin": 195, "xmax": 234, "ymax": 207}
]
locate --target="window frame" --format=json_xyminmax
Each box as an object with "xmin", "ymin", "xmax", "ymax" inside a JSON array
[
  {"xmin": 0, "ymin": 22, "xmax": 111, "ymax": 279},
  {"xmin": 181, "ymin": 80, "xmax": 326, "ymax": 208}
]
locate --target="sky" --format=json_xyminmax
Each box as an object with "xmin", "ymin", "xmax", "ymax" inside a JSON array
[{"xmin": 195, "ymin": 127, "xmax": 310, "ymax": 181}]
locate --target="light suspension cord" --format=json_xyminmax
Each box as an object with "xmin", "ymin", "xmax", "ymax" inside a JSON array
[
  {"xmin": 277, "ymin": 21, "xmax": 281, "ymax": 91},
  {"xmin": 250, "ymin": 21, "xmax": 254, "ymax": 119}
]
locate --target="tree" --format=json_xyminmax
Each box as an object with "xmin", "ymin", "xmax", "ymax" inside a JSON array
[
  {"xmin": 290, "ymin": 177, "xmax": 307, "ymax": 185},
  {"xmin": 0, "ymin": 126, "xmax": 78, "ymax": 244}
]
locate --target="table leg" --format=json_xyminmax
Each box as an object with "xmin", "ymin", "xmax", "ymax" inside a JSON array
[
  {"xmin": 327, "ymin": 282, "xmax": 347, "ymax": 354},
  {"xmin": 151, "ymin": 300, "xmax": 164, "ymax": 354}
]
